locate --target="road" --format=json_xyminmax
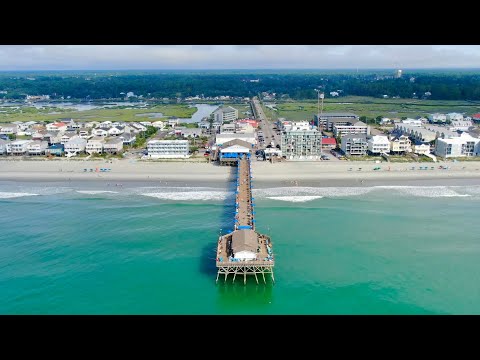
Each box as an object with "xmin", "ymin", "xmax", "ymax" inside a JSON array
[{"xmin": 251, "ymin": 97, "xmax": 281, "ymax": 149}]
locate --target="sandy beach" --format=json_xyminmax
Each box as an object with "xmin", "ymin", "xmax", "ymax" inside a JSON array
[{"xmin": 1, "ymin": 158, "xmax": 480, "ymax": 187}]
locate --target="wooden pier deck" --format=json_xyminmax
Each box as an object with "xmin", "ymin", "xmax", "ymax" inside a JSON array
[{"xmin": 215, "ymin": 156, "xmax": 274, "ymax": 284}]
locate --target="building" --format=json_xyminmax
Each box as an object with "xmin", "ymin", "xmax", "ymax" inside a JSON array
[
  {"xmin": 168, "ymin": 118, "xmax": 180, "ymax": 127},
  {"xmin": 108, "ymin": 126, "xmax": 124, "ymax": 136},
  {"xmin": 146, "ymin": 140, "xmax": 190, "ymax": 158},
  {"xmin": 27, "ymin": 140, "xmax": 48, "ymax": 155},
  {"xmin": 219, "ymin": 145, "xmax": 251, "ymax": 164},
  {"xmin": 390, "ymin": 135, "xmax": 412, "ymax": 154},
  {"xmin": 0, "ymin": 139, "xmax": 10, "ymax": 155},
  {"xmin": 85, "ymin": 121, "xmax": 100, "ymax": 129},
  {"xmin": 402, "ymin": 118, "xmax": 422, "ymax": 127},
  {"xmin": 103, "ymin": 138, "xmax": 124, "ymax": 154},
  {"xmin": 198, "ymin": 120, "xmax": 211, "ymax": 132},
  {"xmin": 60, "ymin": 133, "xmax": 77, "ymax": 145},
  {"xmin": 78, "ymin": 129, "xmax": 91, "ymax": 139},
  {"xmin": 151, "ymin": 121, "xmax": 165, "ymax": 130},
  {"xmin": 45, "ymin": 144, "xmax": 64, "ymax": 157},
  {"xmin": 281, "ymin": 129, "xmax": 322, "ymax": 159},
  {"xmin": 236, "ymin": 123, "xmax": 255, "ymax": 134},
  {"xmin": 428, "ymin": 113, "xmax": 447, "ymax": 123},
  {"xmin": 472, "ymin": 113, "xmax": 480, "ymax": 123},
  {"xmin": 212, "ymin": 106, "xmax": 238, "ymax": 123},
  {"xmin": 394, "ymin": 124, "xmax": 437, "ymax": 143},
  {"xmin": 367, "ymin": 135, "xmax": 390, "ymax": 155},
  {"xmin": 341, "ymin": 134, "xmax": 368, "ymax": 156},
  {"xmin": 435, "ymin": 132, "xmax": 480, "ymax": 158},
  {"xmin": 313, "ymin": 112, "xmax": 359, "ymax": 128},
  {"xmin": 220, "ymin": 123, "xmax": 236, "ymax": 134},
  {"xmin": 333, "ymin": 121, "xmax": 369, "ymax": 136},
  {"xmin": 215, "ymin": 133, "xmax": 256, "ymax": 147},
  {"xmin": 446, "ymin": 112, "xmax": 464, "ymax": 122},
  {"xmin": 449, "ymin": 120, "xmax": 473, "ymax": 132},
  {"xmin": 412, "ymin": 143, "xmax": 430, "ymax": 155},
  {"xmin": 119, "ymin": 133, "xmax": 136, "ymax": 146},
  {"xmin": 321, "ymin": 137, "xmax": 337, "ymax": 150},
  {"xmin": 99, "ymin": 121, "xmax": 113, "ymax": 129},
  {"xmin": 424, "ymin": 125, "xmax": 459, "ymax": 139},
  {"xmin": 92, "ymin": 128, "xmax": 108, "ymax": 137},
  {"xmin": 0, "ymin": 124, "xmax": 18, "ymax": 135},
  {"xmin": 64, "ymin": 137, "xmax": 87, "ymax": 157},
  {"xmin": 86, "ymin": 137, "xmax": 105, "ymax": 154},
  {"xmin": 9, "ymin": 140, "xmax": 32, "ymax": 155},
  {"xmin": 46, "ymin": 122, "xmax": 67, "ymax": 133},
  {"xmin": 180, "ymin": 128, "xmax": 202, "ymax": 138}
]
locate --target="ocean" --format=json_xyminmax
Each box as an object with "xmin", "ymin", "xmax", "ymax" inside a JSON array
[{"xmin": 1, "ymin": 180, "xmax": 480, "ymax": 314}]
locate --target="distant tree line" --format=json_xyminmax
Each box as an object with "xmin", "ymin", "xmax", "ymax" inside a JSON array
[{"xmin": 0, "ymin": 71, "xmax": 479, "ymax": 101}]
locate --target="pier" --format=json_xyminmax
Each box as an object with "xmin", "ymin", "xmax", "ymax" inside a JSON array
[{"xmin": 216, "ymin": 156, "xmax": 274, "ymax": 284}]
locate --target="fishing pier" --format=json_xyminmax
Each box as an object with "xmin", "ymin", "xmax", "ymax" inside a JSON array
[{"xmin": 216, "ymin": 156, "xmax": 274, "ymax": 284}]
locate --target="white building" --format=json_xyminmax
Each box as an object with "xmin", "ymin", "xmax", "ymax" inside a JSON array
[
  {"xmin": 99, "ymin": 121, "xmax": 113, "ymax": 129},
  {"xmin": 367, "ymin": 135, "xmax": 390, "ymax": 154},
  {"xmin": 86, "ymin": 137, "xmax": 105, "ymax": 154},
  {"xmin": 212, "ymin": 106, "xmax": 238, "ymax": 123},
  {"xmin": 168, "ymin": 118, "xmax": 180, "ymax": 127},
  {"xmin": 79, "ymin": 129, "xmax": 91, "ymax": 139},
  {"xmin": 46, "ymin": 122, "xmax": 67, "ymax": 133},
  {"xmin": 282, "ymin": 121, "xmax": 311, "ymax": 132},
  {"xmin": 450, "ymin": 120, "xmax": 473, "ymax": 132},
  {"xmin": 119, "ymin": 133, "xmax": 136, "ymax": 146},
  {"xmin": 103, "ymin": 138, "xmax": 124, "ymax": 154},
  {"xmin": 147, "ymin": 140, "xmax": 190, "ymax": 159},
  {"xmin": 60, "ymin": 133, "xmax": 77, "ymax": 145},
  {"xmin": 402, "ymin": 118, "xmax": 422, "ymax": 127},
  {"xmin": 0, "ymin": 139, "xmax": 11, "ymax": 155},
  {"xmin": 0, "ymin": 124, "xmax": 18, "ymax": 135},
  {"xmin": 85, "ymin": 121, "xmax": 100, "ymax": 129},
  {"xmin": 151, "ymin": 121, "xmax": 165, "ymax": 130},
  {"xmin": 64, "ymin": 137, "xmax": 87, "ymax": 157},
  {"xmin": 428, "ymin": 113, "xmax": 447, "ymax": 123},
  {"xmin": 412, "ymin": 143, "xmax": 430, "ymax": 155},
  {"xmin": 27, "ymin": 140, "xmax": 48, "ymax": 155},
  {"xmin": 447, "ymin": 112, "xmax": 464, "ymax": 122},
  {"xmin": 9, "ymin": 140, "xmax": 32, "ymax": 155},
  {"xmin": 333, "ymin": 121, "xmax": 369, "ymax": 136},
  {"xmin": 215, "ymin": 133, "xmax": 256, "ymax": 147},
  {"xmin": 435, "ymin": 132, "xmax": 480, "ymax": 158},
  {"xmin": 92, "ymin": 128, "xmax": 108, "ymax": 137},
  {"xmin": 181, "ymin": 128, "xmax": 202, "ymax": 138},
  {"xmin": 220, "ymin": 123, "xmax": 236, "ymax": 134},
  {"xmin": 394, "ymin": 124, "xmax": 437, "ymax": 143},
  {"xmin": 108, "ymin": 126, "xmax": 124, "ymax": 136}
]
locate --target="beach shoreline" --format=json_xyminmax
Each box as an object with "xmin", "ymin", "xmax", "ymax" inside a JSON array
[{"xmin": 1, "ymin": 159, "xmax": 480, "ymax": 187}]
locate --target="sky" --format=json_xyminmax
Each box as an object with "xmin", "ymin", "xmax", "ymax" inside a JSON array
[{"xmin": 0, "ymin": 45, "xmax": 479, "ymax": 70}]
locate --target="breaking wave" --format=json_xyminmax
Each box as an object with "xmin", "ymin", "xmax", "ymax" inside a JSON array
[{"xmin": 0, "ymin": 192, "xmax": 39, "ymax": 199}]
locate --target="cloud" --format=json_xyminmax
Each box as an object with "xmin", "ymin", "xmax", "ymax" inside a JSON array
[{"xmin": 0, "ymin": 45, "xmax": 478, "ymax": 70}]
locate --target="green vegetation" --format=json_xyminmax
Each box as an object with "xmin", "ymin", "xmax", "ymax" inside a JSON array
[
  {"xmin": 132, "ymin": 126, "xmax": 157, "ymax": 148},
  {"xmin": 0, "ymin": 104, "xmax": 196, "ymax": 123},
  {"xmin": 272, "ymin": 96, "xmax": 480, "ymax": 121}
]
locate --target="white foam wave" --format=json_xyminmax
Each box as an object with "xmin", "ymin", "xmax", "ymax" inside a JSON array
[
  {"xmin": 76, "ymin": 190, "xmax": 119, "ymax": 194},
  {"xmin": 373, "ymin": 186, "xmax": 472, "ymax": 198},
  {"xmin": 254, "ymin": 186, "xmax": 373, "ymax": 198},
  {"xmin": 0, "ymin": 192, "xmax": 39, "ymax": 199},
  {"xmin": 267, "ymin": 196, "xmax": 324, "ymax": 203},
  {"xmin": 141, "ymin": 191, "xmax": 231, "ymax": 201}
]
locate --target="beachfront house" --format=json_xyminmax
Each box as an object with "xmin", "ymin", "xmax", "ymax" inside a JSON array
[
  {"xmin": 103, "ymin": 138, "xmax": 124, "ymax": 154},
  {"xmin": 46, "ymin": 144, "xmax": 64, "ymax": 157},
  {"xmin": 394, "ymin": 124, "xmax": 437, "ymax": 143},
  {"xmin": 321, "ymin": 137, "xmax": 337, "ymax": 150},
  {"xmin": 93, "ymin": 128, "xmax": 108, "ymax": 137},
  {"xmin": 64, "ymin": 137, "xmax": 87, "ymax": 157},
  {"xmin": 0, "ymin": 139, "xmax": 10, "ymax": 155},
  {"xmin": 367, "ymin": 135, "xmax": 390, "ymax": 155},
  {"xmin": 412, "ymin": 143, "xmax": 430, "ymax": 155},
  {"xmin": 108, "ymin": 126, "xmax": 124, "ymax": 136},
  {"xmin": 27, "ymin": 140, "xmax": 49, "ymax": 156},
  {"xmin": 341, "ymin": 134, "xmax": 367, "ymax": 156},
  {"xmin": 86, "ymin": 137, "xmax": 105, "ymax": 155},
  {"xmin": 61, "ymin": 133, "xmax": 77, "ymax": 145},
  {"xmin": 146, "ymin": 139, "xmax": 190, "ymax": 159},
  {"xmin": 390, "ymin": 135, "xmax": 412, "ymax": 154},
  {"xmin": 435, "ymin": 132, "xmax": 480, "ymax": 158},
  {"xmin": 9, "ymin": 140, "xmax": 32, "ymax": 155},
  {"xmin": 119, "ymin": 133, "xmax": 136, "ymax": 146}
]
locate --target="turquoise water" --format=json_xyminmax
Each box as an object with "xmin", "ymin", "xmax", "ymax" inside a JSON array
[{"xmin": 1, "ymin": 181, "xmax": 480, "ymax": 314}]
